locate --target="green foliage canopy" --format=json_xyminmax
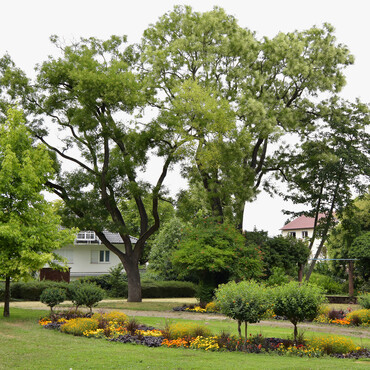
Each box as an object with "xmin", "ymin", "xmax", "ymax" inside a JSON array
[
  {"xmin": 172, "ymin": 217, "xmax": 264, "ymax": 282},
  {"xmin": 139, "ymin": 5, "xmax": 355, "ymax": 226},
  {"xmin": 147, "ymin": 217, "xmax": 187, "ymax": 281}
]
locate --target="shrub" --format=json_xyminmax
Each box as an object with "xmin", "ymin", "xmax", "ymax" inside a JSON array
[
  {"xmin": 328, "ymin": 309, "xmax": 346, "ymax": 320},
  {"xmin": 60, "ymin": 318, "xmax": 99, "ymax": 336},
  {"xmin": 309, "ymin": 273, "xmax": 345, "ymax": 294},
  {"xmin": 265, "ymin": 267, "xmax": 290, "ymax": 287},
  {"xmin": 126, "ymin": 317, "xmax": 140, "ymax": 335},
  {"xmin": 77, "ymin": 275, "xmax": 112, "ymax": 291},
  {"xmin": 70, "ymin": 283, "xmax": 104, "ymax": 313},
  {"xmin": 92, "ymin": 311, "xmax": 128, "ymax": 326},
  {"xmin": 358, "ymin": 293, "xmax": 370, "ymax": 309},
  {"xmin": 107, "ymin": 264, "xmax": 128, "ymax": 297},
  {"xmin": 40, "ymin": 287, "xmax": 66, "ymax": 313},
  {"xmin": 164, "ymin": 322, "xmax": 211, "ymax": 340},
  {"xmin": 215, "ymin": 280, "xmax": 270, "ymax": 341},
  {"xmin": 346, "ymin": 309, "xmax": 370, "ymax": 326},
  {"xmin": 205, "ymin": 301, "xmax": 219, "ymax": 313},
  {"xmin": 273, "ymin": 282, "xmax": 325, "ymax": 343},
  {"xmin": 309, "ymin": 335, "xmax": 359, "ymax": 355}
]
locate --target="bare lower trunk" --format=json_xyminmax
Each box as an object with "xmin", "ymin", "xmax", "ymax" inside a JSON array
[
  {"xmin": 293, "ymin": 323, "xmax": 298, "ymax": 344},
  {"xmin": 124, "ymin": 262, "xmax": 142, "ymax": 302},
  {"xmin": 237, "ymin": 320, "xmax": 241, "ymax": 337},
  {"xmin": 244, "ymin": 322, "xmax": 248, "ymax": 346},
  {"xmin": 3, "ymin": 276, "xmax": 10, "ymax": 317},
  {"xmin": 298, "ymin": 263, "xmax": 303, "ymax": 283}
]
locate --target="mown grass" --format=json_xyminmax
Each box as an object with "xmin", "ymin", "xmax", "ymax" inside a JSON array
[{"xmin": 0, "ymin": 308, "xmax": 369, "ymax": 369}]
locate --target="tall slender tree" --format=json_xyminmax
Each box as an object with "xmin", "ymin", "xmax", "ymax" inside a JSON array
[{"xmin": 278, "ymin": 98, "xmax": 369, "ymax": 281}]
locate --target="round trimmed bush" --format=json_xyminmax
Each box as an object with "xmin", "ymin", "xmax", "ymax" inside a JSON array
[
  {"xmin": 273, "ymin": 282, "xmax": 325, "ymax": 343},
  {"xmin": 69, "ymin": 283, "xmax": 104, "ymax": 313},
  {"xmin": 40, "ymin": 287, "xmax": 66, "ymax": 313}
]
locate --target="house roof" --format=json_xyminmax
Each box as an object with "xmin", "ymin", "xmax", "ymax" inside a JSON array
[
  {"xmin": 102, "ymin": 231, "xmax": 138, "ymax": 244},
  {"xmin": 280, "ymin": 214, "xmax": 325, "ymax": 231},
  {"xmin": 75, "ymin": 230, "xmax": 138, "ymax": 245}
]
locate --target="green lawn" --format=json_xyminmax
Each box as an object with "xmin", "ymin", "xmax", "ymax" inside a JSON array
[{"xmin": 0, "ymin": 308, "xmax": 369, "ymax": 369}]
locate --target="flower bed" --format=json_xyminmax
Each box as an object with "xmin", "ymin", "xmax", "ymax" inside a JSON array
[
  {"xmin": 38, "ymin": 310, "xmax": 369, "ymax": 359},
  {"xmin": 314, "ymin": 307, "xmax": 370, "ymax": 327}
]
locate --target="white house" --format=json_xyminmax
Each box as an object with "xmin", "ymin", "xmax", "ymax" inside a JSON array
[
  {"xmin": 51, "ymin": 231, "xmax": 137, "ymax": 280},
  {"xmin": 280, "ymin": 215, "xmax": 324, "ymax": 257}
]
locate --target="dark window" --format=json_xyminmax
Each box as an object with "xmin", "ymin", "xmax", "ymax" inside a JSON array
[{"xmin": 99, "ymin": 250, "xmax": 110, "ymax": 262}]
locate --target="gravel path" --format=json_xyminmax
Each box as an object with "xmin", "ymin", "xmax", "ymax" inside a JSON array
[{"xmin": 3, "ymin": 300, "xmax": 369, "ymax": 338}]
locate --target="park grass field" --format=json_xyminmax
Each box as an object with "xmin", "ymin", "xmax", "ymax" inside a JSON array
[{"xmin": 0, "ymin": 308, "xmax": 369, "ymax": 369}]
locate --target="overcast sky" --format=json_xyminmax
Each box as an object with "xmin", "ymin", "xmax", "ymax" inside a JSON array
[{"xmin": 1, "ymin": 0, "xmax": 369, "ymax": 235}]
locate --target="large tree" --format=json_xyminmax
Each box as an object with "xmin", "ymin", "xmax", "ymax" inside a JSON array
[
  {"xmin": 278, "ymin": 98, "xmax": 370, "ymax": 281},
  {"xmin": 0, "ymin": 108, "xmax": 74, "ymax": 317},
  {"xmin": 138, "ymin": 5, "xmax": 354, "ymax": 227},
  {"xmin": 1, "ymin": 36, "xmax": 188, "ymax": 302}
]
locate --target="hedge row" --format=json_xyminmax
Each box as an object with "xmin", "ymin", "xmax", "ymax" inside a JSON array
[{"xmin": 4, "ymin": 279, "xmax": 197, "ymax": 301}]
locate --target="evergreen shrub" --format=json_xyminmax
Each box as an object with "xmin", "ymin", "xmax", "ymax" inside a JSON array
[
  {"xmin": 358, "ymin": 293, "xmax": 370, "ymax": 309},
  {"xmin": 69, "ymin": 282, "xmax": 105, "ymax": 313},
  {"xmin": 40, "ymin": 287, "xmax": 66, "ymax": 312},
  {"xmin": 141, "ymin": 281, "xmax": 197, "ymax": 298}
]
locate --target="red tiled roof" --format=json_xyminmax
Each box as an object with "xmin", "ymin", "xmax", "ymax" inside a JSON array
[{"xmin": 280, "ymin": 214, "xmax": 325, "ymax": 231}]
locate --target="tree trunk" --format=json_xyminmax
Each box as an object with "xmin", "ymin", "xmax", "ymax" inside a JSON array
[
  {"xmin": 3, "ymin": 276, "xmax": 10, "ymax": 317},
  {"xmin": 293, "ymin": 323, "xmax": 298, "ymax": 345},
  {"xmin": 348, "ymin": 261, "xmax": 354, "ymax": 297},
  {"xmin": 244, "ymin": 322, "xmax": 248, "ymax": 346},
  {"xmin": 298, "ymin": 263, "xmax": 303, "ymax": 283},
  {"xmin": 124, "ymin": 261, "xmax": 142, "ymax": 302},
  {"xmin": 237, "ymin": 320, "xmax": 241, "ymax": 337}
]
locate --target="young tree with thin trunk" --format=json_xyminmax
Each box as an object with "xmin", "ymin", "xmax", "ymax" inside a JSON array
[
  {"xmin": 278, "ymin": 98, "xmax": 369, "ymax": 281},
  {"xmin": 0, "ymin": 108, "xmax": 74, "ymax": 317}
]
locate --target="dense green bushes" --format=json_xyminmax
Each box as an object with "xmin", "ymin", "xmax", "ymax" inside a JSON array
[
  {"xmin": 141, "ymin": 281, "xmax": 196, "ymax": 298},
  {"xmin": 309, "ymin": 273, "xmax": 346, "ymax": 294},
  {"xmin": 10, "ymin": 280, "xmax": 69, "ymax": 301},
  {"xmin": 7, "ymin": 279, "xmax": 196, "ymax": 300}
]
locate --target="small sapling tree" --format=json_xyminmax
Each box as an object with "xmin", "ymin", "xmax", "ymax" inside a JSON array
[
  {"xmin": 273, "ymin": 281, "xmax": 325, "ymax": 343},
  {"xmin": 215, "ymin": 280, "xmax": 270, "ymax": 343}
]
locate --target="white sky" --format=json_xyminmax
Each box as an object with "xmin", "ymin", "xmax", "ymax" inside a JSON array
[{"xmin": 1, "ymin": 0, "xmax": 369, "ymax": 235}]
